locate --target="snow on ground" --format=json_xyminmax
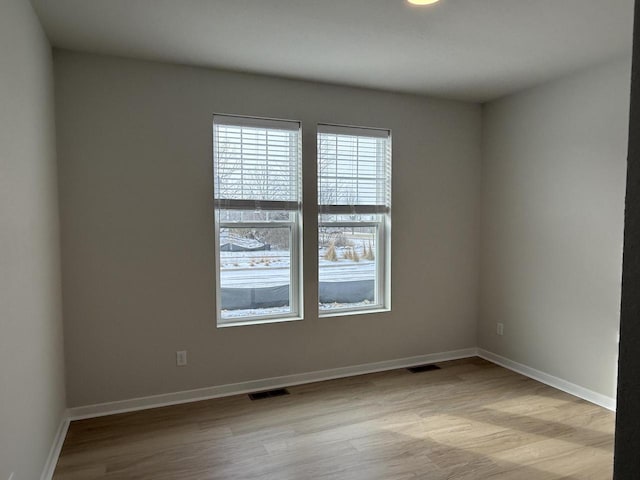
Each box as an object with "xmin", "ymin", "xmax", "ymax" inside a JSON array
[
  {"xmin": 318, "ymin": 300, "xmax": 375, "ymax": 311},
  {"xmin": 220, "ymin": 306, "xmax": 291, "ymax": 322},
  {"xmin": 219, "ymin": 250, "xmax": 289, "ymax": 269},
  {"xmin": 220, "ymin": 301, "xmax": 376, "ymax": 322},
  {"xmin": 220, "ymin": 248, "xmax": 376, "ymax": 288},
  {"xmin": 219, "ymin": 243, "xmax": 378, "ymax": 319}
]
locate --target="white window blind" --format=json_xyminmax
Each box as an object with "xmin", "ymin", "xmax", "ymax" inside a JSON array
[
  {"xmin": 317, "ymin": 124, "xmax": 391, "ymax": 316},
  {"xmin": 317, "ymin": 124, "xmax": 391, "ymax": 215},
  {"xmin": 213, "ymin": 115, "xmax": 301, "ymax": 210},
  {"xmin": 212, "ymin": 114, "xmax": 303, "ymax": 326}
]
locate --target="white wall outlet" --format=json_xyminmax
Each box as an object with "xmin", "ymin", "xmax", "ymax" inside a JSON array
[
  {"xmin": 176, "ymin": 350, "xmax": 187, "ymax": 366},
  {"xmin": 496, "ymin": 323, "xmax": 504, "ymax": 336}
]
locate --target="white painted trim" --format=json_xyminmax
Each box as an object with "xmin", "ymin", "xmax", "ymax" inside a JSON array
[
  {"xmin": 67, "ymin": 348, "xmax": 478, "ymax": 421},
  {"xmin": 40, "ymin": 415, "xmax": 70, "ymax": 480},
  {"xmin": 478, "ymin": 349, "xmax": 616, "ymax": 411}
]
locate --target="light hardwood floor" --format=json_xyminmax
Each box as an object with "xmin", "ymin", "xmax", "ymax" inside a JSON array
[{"xmin": 53, "ymin": 358, "xmax": 615, "ymax": 479}]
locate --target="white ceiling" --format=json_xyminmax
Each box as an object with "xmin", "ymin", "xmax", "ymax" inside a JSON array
[{"xmin": 31, "ymin": 0, "xmax": 634, "ymax": 102}]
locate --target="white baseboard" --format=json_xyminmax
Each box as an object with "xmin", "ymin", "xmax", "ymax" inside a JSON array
[
  {"xmin": 478, "ymin": 348, "xmax": 616, "ymax": 411},
  {"xmin": 67, "ymin": 347, "xmax": 478, "ymax": 421},
  {"xmin": 40, "ymin": 415, "xmax": 70, "ymax": 480}
]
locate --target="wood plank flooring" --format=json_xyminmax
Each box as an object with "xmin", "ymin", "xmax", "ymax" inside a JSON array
[{"xmin": 53, "ymin": 358, "xmax": 615, "ymax": 479}]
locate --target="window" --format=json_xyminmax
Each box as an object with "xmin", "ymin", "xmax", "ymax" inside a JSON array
[
  {"xmin": 317, "ymin": 124, "xmax": 391, "ymax": 315},
  {"xmin": 213, "ymin": 115, "xmax": 302, "ymax": 326}
]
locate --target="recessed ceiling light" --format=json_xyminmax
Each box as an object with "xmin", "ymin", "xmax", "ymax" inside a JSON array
[{"xmin": 407, "ymin": 0, "xmax": 440, "ymax": 5}]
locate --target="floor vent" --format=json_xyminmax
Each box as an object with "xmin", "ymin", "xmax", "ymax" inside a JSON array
[
  {"xmin": 248, "ymin": 388, "xmax": 290, "ymax": 400},
  {"xmin": 407, "ymin": 364, "xmax": 441, "ymax": 373}
]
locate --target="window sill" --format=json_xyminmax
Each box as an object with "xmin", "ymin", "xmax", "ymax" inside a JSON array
[
  {"xmin": 217, "ymin": 315, "xmax": 304, "ymax": 329},
  {"xmin": 319, "ymin": 307, "xmax": 390, "ymax": 319}
]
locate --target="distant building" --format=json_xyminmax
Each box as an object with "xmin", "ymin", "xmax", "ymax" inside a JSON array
[{"xmin": 219, "ymin": 231, "xmax": 270, "ymax": 252}]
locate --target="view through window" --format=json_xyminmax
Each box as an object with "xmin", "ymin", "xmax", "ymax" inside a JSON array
[
  {"xmin": 213, "ymin": 117, "xmax": 390, "ymax": 325},
  {"xmin": 317, "ymin": 124, "xmax": 392, "ymax": 314},
  {"xmin": 213, "ymin": 115, "xmax": 302, "ymax": 326}
]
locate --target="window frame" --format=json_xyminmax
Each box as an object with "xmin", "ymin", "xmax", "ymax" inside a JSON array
[
  {"xmin": 316, "ymin": 123, "xmax": 392, "ymax": 317},
  {"xmin": 212, "ymin": 114, "xmax": 303, "ymax": 328}
]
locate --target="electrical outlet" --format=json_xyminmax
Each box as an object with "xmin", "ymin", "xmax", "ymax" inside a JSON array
[
  {"xmin": 176, "ymin": 350, "xmax": 187, "ymax": 366},
  {"xmin": 496, "ymin": 323, "xmax": 504, "ymax": 336}
]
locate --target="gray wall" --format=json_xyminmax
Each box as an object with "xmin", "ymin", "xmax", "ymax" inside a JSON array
[
  {"xmin": 479, "ymin": 57, "xmax": 631, "ymax": 398},
  {"xmin": 54, "ymin": 50, "xmax": 482, "ymax": 407},
  {"xmin": 0, "ymin": 0, "xmax": 66, "ymax": 478}
]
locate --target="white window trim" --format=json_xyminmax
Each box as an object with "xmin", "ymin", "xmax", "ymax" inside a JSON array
[
  {"xmin": 317, "ymin": 124, "xmax": 392, "ymax": 317},
  {"xmin": 213, "ymin": 114, "xmax": 303, "ymax": 327},
  {"xmin": 215, "ymin": 217, "xmax": 303, "ymax": 327}
]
